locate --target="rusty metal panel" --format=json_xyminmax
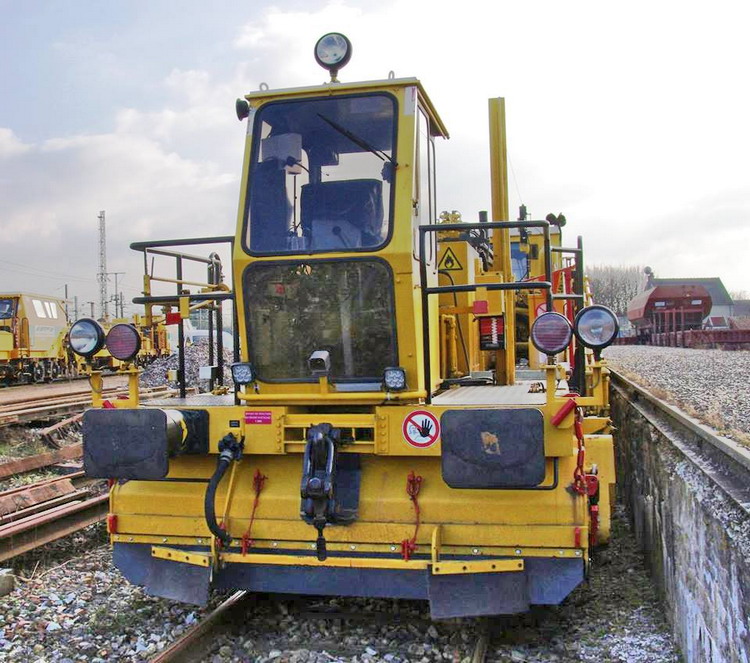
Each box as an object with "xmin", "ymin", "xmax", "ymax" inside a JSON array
[
  {"xmin": 0, "ymin": 444, "xmax": 82, "ymax": 480},
  {"xmin": 0, "ymin": 494, "xmax": 108, "ymax": 562},
  {"xmin": 0, "ymin": 479, "xmax": 77, "ymax": 516}
]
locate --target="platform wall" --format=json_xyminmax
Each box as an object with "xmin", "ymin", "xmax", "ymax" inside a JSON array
[{"xmin": 611, "ymin": 387, "xmax": 750, "ymax": 662}]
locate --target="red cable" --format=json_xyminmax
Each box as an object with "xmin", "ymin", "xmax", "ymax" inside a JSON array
[
  {"xmin": 241, "ymin": 469, "xmax": 267, "ymax": 555},
  {"xmin": 401, "ymin": 471, "xmax": 423, "ymax": 561}
]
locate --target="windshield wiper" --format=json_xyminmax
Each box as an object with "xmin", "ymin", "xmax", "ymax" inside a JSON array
[{"xmin": 317, "ymin": 113, "xmax": 396, "ymax": 165}]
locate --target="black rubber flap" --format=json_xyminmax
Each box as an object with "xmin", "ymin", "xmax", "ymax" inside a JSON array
[
  {"xmin": 145, "ymin": 554, "xmax": 210, "ymax": 606},
  {"xmin": 440, "ymin": 408, "xmax": 545, "ymax": 488},
  {"xmin": 83, "ymin": 409, "xmax": 169, "ymax": 480},
  {"xmin": 428, "ymin": 569, "xmax": 529, "ymax": 618}
]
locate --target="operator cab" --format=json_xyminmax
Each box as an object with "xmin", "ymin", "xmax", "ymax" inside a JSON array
[{"xmin": 235, "ymin": 35, "xmax": 448, "ymax": 394}]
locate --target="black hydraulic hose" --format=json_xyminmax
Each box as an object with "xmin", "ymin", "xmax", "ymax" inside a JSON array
[
  {"xmin": 205, "ymin": 452, "xmax": 233, "ymax": 546},
  {"xmin": 204, "ymin": 436, "xmax": 242, "ymax": 547}
]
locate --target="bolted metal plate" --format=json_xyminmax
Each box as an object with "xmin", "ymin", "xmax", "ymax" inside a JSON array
[
  {"xmin": 428, "ymin": 569, "xmax": 529, "ymax": 618},
  {"xmin": 440, "ymin": 408, "xmax": 546, "ymax": 488}
]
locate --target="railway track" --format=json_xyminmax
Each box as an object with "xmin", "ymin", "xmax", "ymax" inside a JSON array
[
  {"xmin": 609, "ymin": 369, "xmax": 750, "ymax": 515},
  {"xmin": 0, "ymin": 383, "xmax": 176, "ymax": 426},
  {"xmin": 0, "ymin": 455, "xmax": 109, "ymax": 562},
  {"xmin": 150, "ymin": 593, "xmax": 493, "ymax": 663},
  {"xmin": 0, "ymin": 380, "xmax": 184, "ymax": 561}
]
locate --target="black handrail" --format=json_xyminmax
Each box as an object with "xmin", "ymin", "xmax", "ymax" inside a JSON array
[
  {"xmin": 550, "ymin": 236, "xmax": 586, "ymax": 394},
  {"xmin": 418, "ymin": 220, "xmax": 554, "ymax": 402},
  {"xmin": 130, "ymin": 235, "xmax": 235, "ymax": 250},
  {"xmin": 130, "ymin": 236, "xmax": 237, "ymax": 399}
]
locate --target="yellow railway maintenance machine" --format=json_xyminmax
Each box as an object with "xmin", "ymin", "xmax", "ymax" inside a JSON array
[{"xmin": 75, "ymin": 34, "xmax": 619, "ymax": 618}]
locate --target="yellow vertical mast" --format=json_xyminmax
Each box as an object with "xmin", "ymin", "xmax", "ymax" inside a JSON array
[{"xmin": 488, "ymin": 98, "xmax": 515, "ymax": 385}]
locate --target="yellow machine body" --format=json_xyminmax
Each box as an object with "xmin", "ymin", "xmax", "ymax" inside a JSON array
[
  {"xmin": 82, "ymin": 51, "xmax": 615, "ymax": 618},
  {"xmin": 0, "ymin": 293, "xmax": 71, "ymax": 382}
]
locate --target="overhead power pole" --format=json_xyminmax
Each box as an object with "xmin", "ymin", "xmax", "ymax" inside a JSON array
[
  {"xmin": 97, "ymin": 210, "xmax": 108, "ymax": 321},
  {"xmin": 110, "ymin": 272, "xmax": 126, "ymax": 318}
]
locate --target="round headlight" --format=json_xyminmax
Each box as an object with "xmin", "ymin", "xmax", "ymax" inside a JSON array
[
  {"xmin": 314, "ymin": 33, "xmax": 352, "ymax": 73},
  {"xmin": 574, "ymin": 305, "xmax": 619, "ymax": 350},
  {"xmin": 106, "ymin": 323, "xmax": 142, "ymax": 362},
  {"xmin": 530, "ymin": 312, "xmax": 573, "ymax": 356},
  {"xmin": 69, "ymin": 318, "xmax": 106, "ymax": 357}
]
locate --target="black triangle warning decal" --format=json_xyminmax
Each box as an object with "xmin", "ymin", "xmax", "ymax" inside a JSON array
[{"xmin": 438, "ymin": 247, "xmax": 463, "ymax": 271}]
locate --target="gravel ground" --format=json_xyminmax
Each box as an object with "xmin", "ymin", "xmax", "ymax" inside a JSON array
[
  {"xmin": 140, "ymin": 340, "xmax": 233, "ymax": 391},
  {"xmin": 0, "ymin": 507, "xmax": 679, "ymax": 663},
  {"xmin": 604, "ymin": 345, "xmax": 750, "ymax": 443}
]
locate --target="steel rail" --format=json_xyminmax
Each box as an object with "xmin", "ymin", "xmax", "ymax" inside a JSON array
[
  {"xmin": 151, "ymin": 593, "xmax": 493, "ymax": 662},
  {"xmin": 609, "ymin": 369, "xmax": 750, "ymax": 514},
  {"xmin": 0, "ymin": 471, "xmax": 85, "ymax": 496},
  {"xmin": 0, "ymin": 385, "xmax": 175, "ymax": 426},
  {"xmin": 0, "ymin": 384, "xmax": 172, "ymax": 412},
  {"xmin": 150, "ymin": 591, "xmax": 250, "ymax": 663},
  {"xmin": 0, "ymin": 493, "xmax": 108, "ymax": 562},
  {"xmin": 0, "ymin": 444, "xmax": 83, "ymax": 480}
]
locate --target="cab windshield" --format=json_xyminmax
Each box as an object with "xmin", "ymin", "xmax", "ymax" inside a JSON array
[
  {"xmin": 244, "ymin": 259, "xmax": 397, "ymax": 382},
  {"xmin": 245, "ymin": 94, "xmax": 396, "ymax": 254},
  {"xmin": 0, "ymin": 299, "xmax": 14, "ymax": 320}
]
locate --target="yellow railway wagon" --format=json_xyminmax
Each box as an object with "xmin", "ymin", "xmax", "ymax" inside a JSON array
[
  {"xmin": 74, "ymin": 34, "xmax": 618, "ymax": 618},
  {"xmin": 0, "ymin": 293, "xmax": 71, "ymax": 383}
]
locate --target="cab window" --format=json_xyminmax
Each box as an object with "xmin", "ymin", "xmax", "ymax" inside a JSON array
[
  {"xmin": 245, "ymin": 94, "xmax": 396, "ymax": 255},
  {"xmin": 244, "ymin": 259, "xmax": 397, "ymax": 381},
  {"xmin": 0, "ymin": 299, "xmax": 14, "ymax": 320}
]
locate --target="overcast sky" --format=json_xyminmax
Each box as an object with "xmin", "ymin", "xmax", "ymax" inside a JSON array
[{"xmin": 1, "ymin": 0, "xmax": 748, "ymax": 318}]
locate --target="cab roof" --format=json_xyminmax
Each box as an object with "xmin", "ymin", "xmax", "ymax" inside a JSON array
[{"xmin": 243, "ymin": 77, "xmax": 449, "ymax": 139}]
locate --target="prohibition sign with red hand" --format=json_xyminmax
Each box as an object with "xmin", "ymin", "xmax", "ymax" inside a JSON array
[{"xmin": 402, "ymin": 410, "xmax": 440, "ymax": 448}]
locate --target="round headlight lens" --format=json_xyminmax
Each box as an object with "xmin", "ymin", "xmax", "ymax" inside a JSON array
[
  {"xmin": 530, "ymin": 312, "xmax": 573, "ymax": 356},
  {"xmin": 69, "ymin": 318, "xmax": 106, "ymax": 357},
  {"xmin": 574, "ymin": 305, "xmax": 619, "ymax": 350},
  {"xmin": 106, "ymin": 323, "xmax": 142, "ymax": 362},
  {"xmin": 314, "ymin": 32, "xmax": 352, "ymax": 70}
]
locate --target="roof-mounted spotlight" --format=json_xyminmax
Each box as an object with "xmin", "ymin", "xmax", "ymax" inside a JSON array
[
  {"xmin": 314, "ymin": 32, "xmax": 352, "ymax": 83},
  {"xmin": 236, "ymin": 98, "xmax": 250, "ymax": 121}
]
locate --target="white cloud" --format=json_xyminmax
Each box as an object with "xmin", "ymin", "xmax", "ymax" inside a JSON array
[
  {"xmin": 0, "ymin": 128, "xmax": 31, "ymax": 158},
  {"xmin": 1, "ymin": 0, "xmax": 749, "ymax": 309}
]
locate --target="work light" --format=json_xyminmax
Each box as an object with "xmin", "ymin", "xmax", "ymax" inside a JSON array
[
  {"xmin": 106, "ymin": 324, "xmax": 142, "ymax": 362},
  {"xmin": 69, "ymin": 318, "xmax": 106, "ymax": 357},
  {"xmin": 574, "ymin": 305, "xmax": 619, "ymax": 352},
  {"xmin": 314, "ymin": 33, "xmax": 352, "ymax": 79},
  {"xmin": 383, "ymin": 367, "xmax": 407, "ymax": 391},
  {"xmin": 230, "ymin": 362, "xmax": 256, "ymax": 386},
  {"xmin": 530, "ymin": 312, "xmax": 573, "ymax": 356}
]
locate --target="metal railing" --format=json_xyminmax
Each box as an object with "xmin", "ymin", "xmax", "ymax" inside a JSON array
[
  {"xmin": 418, "ymin": 220, "xmax": 553, "ymax": 402},
  {"xmin": 130, "ymin": 236, "xmax": 237, "ymax": 398}
]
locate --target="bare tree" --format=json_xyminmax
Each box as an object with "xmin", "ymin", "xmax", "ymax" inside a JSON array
[
  {"xmin": 730, "ymin": 289, "xmax": 749, "ymax": 301},
  {"xmin": 586, "ymin": 265, "xmax": 645, "ymax": 316}
]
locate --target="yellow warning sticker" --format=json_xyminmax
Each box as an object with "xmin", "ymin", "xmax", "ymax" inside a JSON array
[{"xmin": 438, "ymin": 247, "xmax": 463, "ymax": 271}]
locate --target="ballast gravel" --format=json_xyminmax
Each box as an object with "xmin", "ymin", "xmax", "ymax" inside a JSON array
[
  {"xmin": 0, "ymin": 507, "xmax": 679, "ymax": 662},
  {"xmin": 139, "ymin": 339, "xmax": 233, "ymax": 391},
  {"xmin": 603, "ymin": 345, "xmax": 750, "ymax": 441}
]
